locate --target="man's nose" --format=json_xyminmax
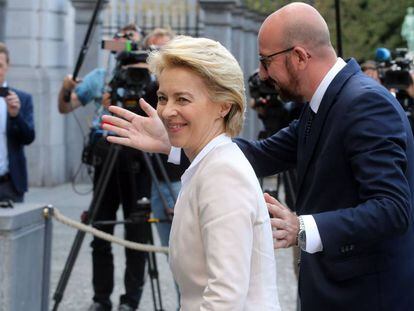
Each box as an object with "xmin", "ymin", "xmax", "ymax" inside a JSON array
[{"xmin": 258, "ymin": 63, "xmax": 269, "ymax": 80}]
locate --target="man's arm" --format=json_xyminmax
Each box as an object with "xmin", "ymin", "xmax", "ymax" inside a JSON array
[
  {"xmin": 234, "ymin": 119, "xmax": 299, "ymax": 177},
  {"xmin": 314, "ymin": 91, "xmax": 412, "ymax": 257},
  {"xmin": 7, "ymin": 90, "xmax": 35, "ymax": 145},
  {"xmin": 58, "ymin": 75, "xmax": 82, "ymax": 114}
]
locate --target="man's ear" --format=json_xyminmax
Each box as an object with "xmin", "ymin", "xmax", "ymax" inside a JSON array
[{"xmin": 293, "ymin": 46, "xmax": 310, "ymax": 70}]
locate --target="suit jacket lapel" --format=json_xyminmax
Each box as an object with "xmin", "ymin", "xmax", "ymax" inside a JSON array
[{"xmin": 296, "ymin": 58, "xmax": 361, "ymax": 198}]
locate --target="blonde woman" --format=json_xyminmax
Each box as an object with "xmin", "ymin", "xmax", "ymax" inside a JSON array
[{"xmin": 103, "ymin": 36, "xmax": 280, "ymax": 310}]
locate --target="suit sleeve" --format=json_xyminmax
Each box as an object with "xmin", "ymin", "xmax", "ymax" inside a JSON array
[
  {"xmin": 314, "ymin": 91, "xmax": 412, "ymax": 257},
  {"xmin": 196, "ymin": 160, "xmax": 258, "ymax": 310},
  {"xmin": 234, "ymin": 119, "xmax": 299, "ymax": 177},
  {"xmin": 8, "ymin": 92, "xmax": 35, "ymax": 145}
]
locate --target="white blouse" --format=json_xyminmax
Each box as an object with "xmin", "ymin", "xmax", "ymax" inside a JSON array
[{"xmin": 169, "ymin": 134, "xmax": 280, "ymax": 311}]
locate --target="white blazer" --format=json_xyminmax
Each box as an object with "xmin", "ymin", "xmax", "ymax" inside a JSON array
[{"xmin": 169, "ymin": 135, "xmax": 280, "ymax": 311}]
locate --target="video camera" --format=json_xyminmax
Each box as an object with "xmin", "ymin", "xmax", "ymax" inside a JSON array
[
  {"xmin": 103, "ymin": 40, "xmax": 158, "ymax": 115},
  {"xmin": 376, "ymin": 47, "xmax": 413, "ymax": 90},
  {"xmin": 248, "ymin": 70, "xmax": 301, "ymax": 138}
]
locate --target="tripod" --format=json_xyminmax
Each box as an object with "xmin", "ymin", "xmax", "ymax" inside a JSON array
[{"xmin": 52, "ymin": 139, "xmax": 175, "ymax": 310}]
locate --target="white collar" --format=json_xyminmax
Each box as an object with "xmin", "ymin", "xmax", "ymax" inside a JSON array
[
  {"xmin": 181, "ymin": 133, "xmax": 231, "ymax": 186},
  {"xmin": 309, "ymin": 58, "xmax": 346, "ymax": 113}
]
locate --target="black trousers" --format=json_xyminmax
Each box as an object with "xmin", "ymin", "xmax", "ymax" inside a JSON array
[
  {"xmin": 0, "ymin": 180, "xmax": 23, "ymax": 202},
  {"xmin": 91, "ymin": 145, "xmax": 151, "ymax": 309}
]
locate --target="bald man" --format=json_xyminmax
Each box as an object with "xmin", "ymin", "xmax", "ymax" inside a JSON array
[
  {"xmin": 236, "ymin": 2, "xmax": 414, "ymax": 310},
  {"xmin": 100, "ymin": 2, "xmax": 414, "ymax": 310}
]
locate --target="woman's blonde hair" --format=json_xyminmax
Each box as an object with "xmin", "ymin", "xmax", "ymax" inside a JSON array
[{"xmin": 147, "ymin": 35, "xmax": 246, "ymax": 137}]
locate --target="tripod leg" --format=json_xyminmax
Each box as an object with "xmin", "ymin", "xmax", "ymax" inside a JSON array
[
  {"xmin": 146, "ymin": 223, "xmax": 164, "ymax": 311},
  {"xmin": 52, "ymin": 144, "xmax": 121, "ymax": 310}
]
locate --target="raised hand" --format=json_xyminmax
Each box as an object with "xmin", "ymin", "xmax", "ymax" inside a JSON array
[
  {"xmin": 102, "ymin": 98, "xmax": 171, "ymax": 154},
  {"xmin": 264, "ymin": 192, "xmax": 299, "ymax": 249},
  {"xmin": 6, "ymin": 91, "xmax": 21, "ymax": 117}
]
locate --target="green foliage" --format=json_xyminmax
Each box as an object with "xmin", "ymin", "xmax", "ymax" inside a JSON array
[
  {"xmin": 242, "ymin": 0, "xmax": 413, "ymax": 61},
  {"xmin": 314, "ymin": 0, "xmax": 414, "ymax": 61},
  {"xmin": 243, "ymin": 0, "xmax": 290, "ymax": 14}
]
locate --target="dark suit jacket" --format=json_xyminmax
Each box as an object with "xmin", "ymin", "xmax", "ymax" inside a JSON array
[
  {"xmin": 236, "ymin": 59, "xmax": 414, "ymax": 310},
  {"xmin": 7, "ymin": 88, "xmax": 35, "ymax": 194}
]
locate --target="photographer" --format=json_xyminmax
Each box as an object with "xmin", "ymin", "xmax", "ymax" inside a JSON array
[
  {"xmin": 248, "ymin": 70, "xmax": 301, "ymax": 139},
  {"xmin": 58, "ymin": 24, "xmax": 149, "ymax": 311},
  {"xmin": 0, "ymin": 42, "xmax": 35, "ymax": 203}
]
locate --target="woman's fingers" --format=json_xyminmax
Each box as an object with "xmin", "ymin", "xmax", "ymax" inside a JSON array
[
  {"xmin": 102, "ymin": 114, "xmax": 133, "ymax": 130},
  {"xmin": 108, "ymin": 105, "xmax": 139, "ymax": 122},
  {"xmin": 139, "ymin": 98, "xmax": 158, "ymax": 117},
  {"xmin": 106, "ymin": 135, "xmax": 132, "ymax": 148}
]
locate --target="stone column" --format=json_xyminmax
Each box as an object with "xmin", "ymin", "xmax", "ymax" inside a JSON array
[
  {"xmin": 4, "ymin": 0, "xmax": 76, "ymax": 186},
  {"xmin": 198, "ymin": 0, "xmax": 239, "ymax": 49}
]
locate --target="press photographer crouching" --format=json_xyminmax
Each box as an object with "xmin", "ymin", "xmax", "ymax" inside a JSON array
[{"xmin": 58, "ymin": 24, "xmax": 152, "ymax": 311}]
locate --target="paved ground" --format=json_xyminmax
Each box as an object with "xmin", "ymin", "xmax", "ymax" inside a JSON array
[{"xmin": 26, "ymin": 182, "xmax": 297, "ymax": 311}]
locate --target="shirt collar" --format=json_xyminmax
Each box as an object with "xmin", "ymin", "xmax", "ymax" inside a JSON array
[
  {"xmin": 181, "ymin": 133, "xmax": 231, "ymax": 186},
  {"xmin": 309, "ymin": 58, "xmax": 346, "ymax": 113}
]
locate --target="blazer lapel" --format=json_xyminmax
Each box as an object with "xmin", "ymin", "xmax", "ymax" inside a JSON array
[{"xmin": 296, "ymin": 58, "xmax": 361, "ymax": 198}]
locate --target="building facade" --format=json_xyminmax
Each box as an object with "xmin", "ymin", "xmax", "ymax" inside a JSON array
[{"xmin": 0, "ymin": 0, "xmax": 264, "ymax": 186}]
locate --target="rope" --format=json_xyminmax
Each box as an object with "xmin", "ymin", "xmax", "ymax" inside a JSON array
[{"xmin": 50, "ymin": 207, "xmax": 169, "ymax": 254}]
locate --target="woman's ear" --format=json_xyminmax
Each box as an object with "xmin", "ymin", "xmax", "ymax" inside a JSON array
[{"xmin": 219, "ymin": 102, "xmax": 232, "ymax": 118}]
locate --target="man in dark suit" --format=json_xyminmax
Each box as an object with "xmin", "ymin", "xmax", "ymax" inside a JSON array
[
  {"xmin": 0, "ymin": 42, "xmax": 35, "ymax": 203},
  {"xmin": 100, "ymin": 3, "xmax": 414, "ymax": 310},
  {"xmin": 234, "ymin": 3, "xmax": 414, "ymax": 310}
]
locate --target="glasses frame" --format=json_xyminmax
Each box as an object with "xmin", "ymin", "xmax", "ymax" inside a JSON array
[{"xmin": 259, "ymin": 47, "xmax": 294, "ymax": 70}]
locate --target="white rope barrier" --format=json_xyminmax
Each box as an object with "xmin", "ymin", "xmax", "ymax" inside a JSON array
[{"xmin": 46, "ymin": 207, "xmax": 169, "ymax": 254}]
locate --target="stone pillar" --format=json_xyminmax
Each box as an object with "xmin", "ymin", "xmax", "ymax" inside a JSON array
[
  {"xmin": 0, "ymin": 204, "xmax": 51, "ymax": 311},
  {"xmin": 242, "ymin": 10, "xmax": 262, "ymax": 140},
  {"xmin": 4, "ymin": 0, "xmax": 75, "ymax": 186},
  {"xmin": 198, "ymin": 0, "xmax": 239, "ymax": 49}
]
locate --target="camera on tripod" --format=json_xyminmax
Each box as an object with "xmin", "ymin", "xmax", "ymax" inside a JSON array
[
  {"xmin": 108, "ymin": 50, "xmax": 157, "ymax": 115},
  {"xmin": 248, "ymin": 70, "xmax": 301, "ymax": 138}
]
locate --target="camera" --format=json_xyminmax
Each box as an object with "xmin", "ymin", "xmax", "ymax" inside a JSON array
[
  {"xmin": 0, "ymin": 86, "xmax": 9, "ymax": 97},
  {"xmin": 248, "ymin": 70, "xmax": 301, "ymax": 138},
  {"xmin": 376, "ymin": 47, "xmax": 413, "ymax": 90},
  {"xmin": 108, "ymin": 50, "xmax": 158, "ymax": 115}
]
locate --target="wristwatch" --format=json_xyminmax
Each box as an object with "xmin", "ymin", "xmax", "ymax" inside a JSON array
[{"xmin": 298, "ymin": 216, "xmax": 306, "ymax": 251}]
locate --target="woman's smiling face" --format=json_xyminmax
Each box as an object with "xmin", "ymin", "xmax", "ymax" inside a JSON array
[{"xmin": 156, "ymin": 66, "xmax": 226, "ymax": 161}]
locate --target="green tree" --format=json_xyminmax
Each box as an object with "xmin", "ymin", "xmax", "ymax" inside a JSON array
[
  {"xmin": 315, "ymin": 0, "xmax": 414, "ymax": 61},
  {"xmin": 243, "ymin": 0, "xmax": 413, "ymax": 61}
]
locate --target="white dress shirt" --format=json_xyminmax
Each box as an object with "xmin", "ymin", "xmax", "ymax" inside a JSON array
[
  {"xmin": 0, "ymin": 81, "xmax": 8, "ymax": 175},
  {"xmin": 169, "ymin": 134, "xmax": 280, "ymax": 311}
]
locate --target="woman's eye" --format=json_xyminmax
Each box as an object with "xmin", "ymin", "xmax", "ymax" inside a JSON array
[
  {"xmin": 178, "ymin": 97, "xmax": 189, "ymax": 103},
  {"xmin": 157, "ymin": 95, "xmax": 167, "ymax": 103}
]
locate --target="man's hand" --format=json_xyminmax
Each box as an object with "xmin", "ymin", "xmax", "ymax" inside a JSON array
[
  {"xmin": 102, "ymin": 92, "xmax": 111, "ymax": 109},
  {"xmin": 102, "ymin": 98, "xmax": 171, "ymax": 154},
  {"xmin": 6, "ymin": 91, "xmax": 20, "ymax": 117},
  {"xmin": 62, "ymin": 75, "xmax": 78, "ymax": 91},
  {"xmin": 264, "ymin": 192, "xmax": 299, "ymax": 249}
]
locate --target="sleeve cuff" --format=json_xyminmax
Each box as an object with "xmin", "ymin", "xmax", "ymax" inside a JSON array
[
  {"xmin": 302, "ymin": 215, "xmax": 323, "ymax": 253},
  {"xmin": 168, "ymin": 147, "xmax": 182, "ymax": 164}
]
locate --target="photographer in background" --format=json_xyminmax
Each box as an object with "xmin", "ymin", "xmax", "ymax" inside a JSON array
[
  {"xmin": 361, "ymin": 60, "xmax": 381, "ymax": 84},
  {"xmin": 58, "ymin": 24, "xmax": 150, "ymax": 311},
  {"xmin": 0, "ymin": 42, "xmax": 35, "ymax": 203}
]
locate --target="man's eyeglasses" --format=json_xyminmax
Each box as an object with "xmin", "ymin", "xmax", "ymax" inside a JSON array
[{"xmin": 259, "ymin": 47, "xmax": 294, "ymax": 70}]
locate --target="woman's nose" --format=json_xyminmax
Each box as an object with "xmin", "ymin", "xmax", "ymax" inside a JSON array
[{"xmin": 161, "ymin": 101, "xmax": 177, "ymax": 118}]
